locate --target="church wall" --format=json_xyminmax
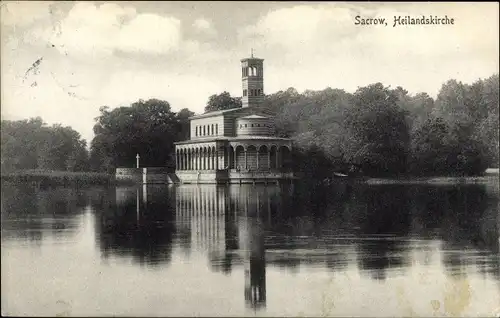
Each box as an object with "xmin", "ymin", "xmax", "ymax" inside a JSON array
[
  {"xmin": 190, "ymin": 116, "xmax": 225, "ymax": 139},
  {"xmin": 236, "ymin": 118, "xmax": 273, "ymax": 136},
  {"xmin": 223, "ymin": 116, "xmax": 234, "ymax": 136}
]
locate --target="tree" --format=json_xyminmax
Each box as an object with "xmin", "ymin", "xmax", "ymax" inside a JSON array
[
  {"xmin": 409, "ymin": 117, "xmax": 452, "ymax": 175},
  {"xmin": 90, "ymin": 99, "xmax": 194, "ymax": 172},
  {"xmin": 342, "ymin": 83, "xmax": 410, "ymax": 176},
  {"xmin": 176, "ymin": 108, "xmax": 195, "ymax": 141},
  {"xmin": 1, "ymin": 117, "xmax": 89, "ymax": 172},
  {"xmin": 204, "ymin": 91, "xmax": 242, "ymax": 113},
  {"xmin": 432, "ymin": 75, "xmax": 499, "ymax": 171}
]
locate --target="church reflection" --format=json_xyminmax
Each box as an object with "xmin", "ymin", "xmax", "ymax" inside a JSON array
[
  {"xmin": 175, "ymin": 185, "xmax": 277, "ymax": 310},
  {"xmin": 95, "ymin": 181, "xmax": 499, "ymax": 310}
]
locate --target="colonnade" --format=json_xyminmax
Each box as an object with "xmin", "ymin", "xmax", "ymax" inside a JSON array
[{"xmin": 175, "ymin": 144, "xmax": 292, "ymax": 171}]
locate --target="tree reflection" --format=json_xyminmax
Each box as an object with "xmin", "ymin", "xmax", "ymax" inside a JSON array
[
  {"xmin": 351, "ymin": 185, "xmax": 412, "ymax": 280},
  {"xmin": 407, "ymin": 184, "xmax": 499, "ymax": 279},
  {"xmin": 1, "ymin": 183, "xmax": 88, "ymax": 244},
  {"xmin": 98, "ymin": 185, "xmax": 175, "ymax": 268},
  {"xmin": 171, "ymin": 180, "xmax": 498, "ymax": 311}
]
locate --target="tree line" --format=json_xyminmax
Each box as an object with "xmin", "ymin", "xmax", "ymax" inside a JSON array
[
  {"xmin": 1, "ymin": 117, "xmax": 89, "ymax": 172},
  {"xmin": 263, "ymin": 75, "xmax": 499, "ymax": 177},
  {"xmin": 2, "ymin": 74, "xmax": 498, "ymax": 177}
]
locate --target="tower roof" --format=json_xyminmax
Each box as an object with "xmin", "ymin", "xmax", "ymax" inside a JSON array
[
  {"xmin": 241, "ymin": 57, "xmax": 264, "ymax": 62},
  {"xmin": 241, "ymin": 48, "xmax": 264, "ymax": 62}
]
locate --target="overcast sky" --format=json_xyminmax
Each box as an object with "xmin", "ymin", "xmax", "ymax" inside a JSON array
[{"xmin": 1, "ymin": 1, "xmax": 498, "ymax": 144}]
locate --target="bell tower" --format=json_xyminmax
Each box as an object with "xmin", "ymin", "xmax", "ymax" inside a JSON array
[{"xmin": 241, "ymin": 50, "xmax": 264, "ymax": 108}]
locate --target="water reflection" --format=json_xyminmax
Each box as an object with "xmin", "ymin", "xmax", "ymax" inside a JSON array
[
  {"xmin": 174, "ymin": 185, "xmax": 273, "ymax": 310},
  {"xmin": 96, "ymin": 185, "xmax": 175, "ymax": 267},
  {"xmin": 1, "ymin": 180, "xmax": 499, "ymax": 317},
  {"xmin": 1, "ymin": 184, "xmax": 88, "ymax": 244}
]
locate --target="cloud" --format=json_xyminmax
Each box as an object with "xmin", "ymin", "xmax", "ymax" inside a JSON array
[
  {"xmin": 24, "ymin": 2, "xmax": 182, "ymax": 57},
  {"xmin": 239, "ymin": 4, "xmax": 355, "ymax": 55},
  {"xmin": 193, "ymin": 18, "xmax": 210, "ymax": 31},
  {"xmin": 239, "ymin": 3, "xmax": 499, "ymax": 96},
  {"xmin": 192, "ymin": 18, "xmax": 217, "ymax": 38},
  {"xmin": 0, "ymin": 1, "xmax": 55, "ymax": 28}
]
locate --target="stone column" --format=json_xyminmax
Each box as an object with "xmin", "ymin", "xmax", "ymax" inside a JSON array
[
  {"xmin": 256, "ymin": 149, "xmax": 260, "ymax": 170},
  {"xmin": 211, "ymin": 151, "xmax": 215, "ymax": 170},
  {"xmin": 267, "ymin": 150, "xmax": 271, "ymax": 170},
  {"xmin": 276, "ymin": 149, "xmax": 280, "ymax": 169},
  {"xmin": 234, "ymin": 147, "xmax": 238, "ymax": 169},
  {"xmin": 244, "ymin": 148, "xmax": 248, "ymax": 170}
]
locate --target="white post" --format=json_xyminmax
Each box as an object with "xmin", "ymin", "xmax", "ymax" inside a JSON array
[{"xmin": 136, "ymin": 153, "xmax": 140, "ymax": 168}]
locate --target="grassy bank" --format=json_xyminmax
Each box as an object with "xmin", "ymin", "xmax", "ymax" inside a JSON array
[{"xmin": 1, "ymin": 169, "xmax": 115, "ymax": 187}]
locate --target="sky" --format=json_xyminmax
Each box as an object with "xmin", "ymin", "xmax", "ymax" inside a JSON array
[{"xmin": 1, "ymin": 1, "xmax": 499, "ymax": 144}]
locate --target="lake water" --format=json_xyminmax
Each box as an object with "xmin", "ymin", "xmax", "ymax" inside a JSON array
[{"xmin": 1, "ymin": 181, "xmax": 499, "ymax": 317}]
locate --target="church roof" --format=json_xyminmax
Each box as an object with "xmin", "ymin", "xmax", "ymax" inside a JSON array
[
  {"xmin": 189, "ymin": 107, "xmax": 275, "ymax": 120},
  {"xmin": 239, "ymin": 114, "xmax": 269, "ymax": 119},
  {"xmin": 189, "ymin": 107, "xmax": 242, "ymax": 119}
]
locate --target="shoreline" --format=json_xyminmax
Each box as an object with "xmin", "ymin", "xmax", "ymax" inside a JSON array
[
  {"xmin": 1, "ymin": 169, "xmax": 498, "ymax": 187},
  {"xmin": 363, "ymin": 175, "xmax": 499, "ymax": 185}
]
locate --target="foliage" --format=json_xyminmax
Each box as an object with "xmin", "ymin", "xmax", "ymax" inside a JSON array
[
  {"xmin": 343, "ymin": 83, "xmax": 410, "ymax": 176},
  {"xmin": 89, "ymin": 99, "xmax": 192, "ymax": 172},
  {"xmin": 204, "ymin": 91, "xmax": 242, "ymax": 113},
  {"xmin": 263, "ymin": 74, "xmax": 498, "ymax": 177},
  {"xmin": 1, "ymin": 117, "xmax": 89, "ymax": 173}
]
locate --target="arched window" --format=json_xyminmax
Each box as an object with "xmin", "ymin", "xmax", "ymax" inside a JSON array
[
  {"xmin": 211, "ymin": 124, "xmax": 214, "ymax": 135},
  {"xmin": 195, "ymin": 126, "xmax": 198, "ymax": 137},
  {"xmin": 215, "ymin": 124, "xmax": 218, "ymax": 135},
  {"xmin": 243, "ymin": 89, "xmax": 247, "ymax": 96},
  {"xmin": 203, "ymin": 126, "xmax": 206, "ymax": 136}
]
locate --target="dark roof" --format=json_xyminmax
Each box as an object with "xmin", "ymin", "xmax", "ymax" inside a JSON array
[
  {"xmin": 188, "ymin": 108, "xmax": 242, "ymax": 119},
  {"xmin": 189, "ymin": 107, "xmax": 275, "ymax": 120},
  {"xmin": 174, "ymin": 135, "xmax": 292, "ymax": 145},
  {"xmin": 240, "ymin": 57, "xmax": 264, "ymax": 62}
]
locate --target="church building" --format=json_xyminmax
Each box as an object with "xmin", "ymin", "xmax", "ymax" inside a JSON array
[{"xmin": 174, "ymin": 54, "xmax": 294, "ymax": 184}]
